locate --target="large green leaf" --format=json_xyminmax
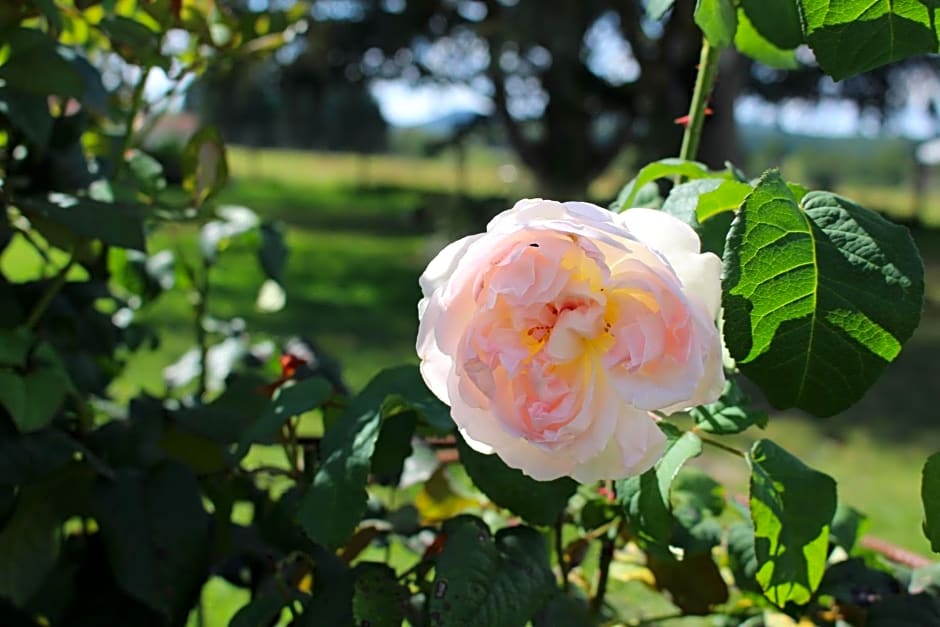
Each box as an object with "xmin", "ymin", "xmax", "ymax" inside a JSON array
[
  {"xmin": 94, "ymin": 461, "xmax": 211, "ymax": 620},
  {"xmin": 694, "ymin": 0, "xmax": 737, "ymax": 48},
  {"xmin": 799, "ymin": 0, "xmax": 940, "ymax": 80},
  {"xmin": 922, "ymin": 452, "xmax": 940, "ymax": 553},
  {"xmin": 0, "ymin": 28, "xmax": 83, "ymax": 97},
  {"xmin": 740, "ymin": 0, "xmax": 804, "ymax": 50},
  {"xmin": 456, "ymin": 437, "xmax": 577, "ymax": 526},
  {"xmin": 299, "ymin": 365, "xmax": 434, "ymax": 548},
  {"xmin": 0, "ymin": 86, "xmax": 53, "ymax": 147},
  {"xmin": 429, "ymin": 516, "xmax": 555, "ymax": 627},
  {"xmin": 0, "ymin": 428, "xmax": 80, "ymax": 484},
  {"xmin": 696, "ymin": 179, "xmax": 753, "ymax": 222},
  {"xmin": 0, "ymin": 464, "xmax": 93, "ymax": 605},
  {"xmin": 722, "ymin": 170, "xmax": 924, "ymax": 417},
  {"xmin": 610, "ymin": 159, "xmax": 713, "ymax": 211},
  {"xmin": 733, "ymin": 9, "xmax": 799, "ymax": 69},
  {"xmin": 749, "ymin": 439, "xmax": 837, "ymax": 606},
  {"xmin": 0, "ymin": 342, "xmax": 71, "ymax": 433},
  {"xmin": 18, "ymin": 194, "xmax": 145, "ymax": 251}
]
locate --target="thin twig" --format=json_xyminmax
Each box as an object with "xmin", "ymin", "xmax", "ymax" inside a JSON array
[
  {"xmin": 554, "ymin": 515, "xmax": 570, "ymax": 592},
  {"xmin": 698, "ymin": 433, "xmax": 747, "ymax": 459},
  {"xmin": 590, "ymin": 519, "xmax": 621, "ymax": 616},
  {"xmin": 26, "ymin": 249, "xmax": 76, "ymax": 329},
  {"xmin": 113, "ymin": 65, "xmax": 154, "ymax": 181}
]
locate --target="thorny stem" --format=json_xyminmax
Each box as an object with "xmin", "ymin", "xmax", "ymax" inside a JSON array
[
  {"xmin": 26, "ymin": 249, "xmax": 76, "ymax": 330},
  {"xmin": 678, "ymin": 38, "xmax": 722, "ymax": 164}
]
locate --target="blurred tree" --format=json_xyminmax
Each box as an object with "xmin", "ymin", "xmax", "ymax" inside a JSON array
[
  {"xmin": 308, "ymin": 0, "xmax": 717, "ymax": 196},
  {"xmin": 193, "ymin": 0, "xmax": 724, "ymax": 196}
]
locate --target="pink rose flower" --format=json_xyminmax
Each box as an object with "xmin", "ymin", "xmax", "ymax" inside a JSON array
[{"xmin": 416, "ymin": 199, "xmax": 725, "ymax": 482}]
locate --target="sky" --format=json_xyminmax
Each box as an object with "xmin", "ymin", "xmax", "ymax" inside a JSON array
[{"xmin": 371, "ymin": 78, "xmax": 939, "ymax": 140}]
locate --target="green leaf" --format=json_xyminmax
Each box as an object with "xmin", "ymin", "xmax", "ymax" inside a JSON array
[
  {"xmin": 456, "ymin": 437, "xmax": 577, "ymax": 526},
  {"xmin": 126, "ymin": 150, "xmax": 166, "ymax": 198},
  {"xmin": 748, "ymin": 439, "xmax": 837, "ymax": 606},
  {"xmin": 0, "ymin": 86, "xmax": 53, "ymax": 146},
  {"xmin": 352, "ymin": 563, "xmax": 406, "ymax": 627},
  {"xmin": 183, "ymin": 126, "xmax": 229, "ymax": 207},
  {"xmin": 722, "ymin": 171, "xmax": 925, "ymax": 417},
  {"xmin": 94, "ymin": 462, "xmax": 211, "ymax": 620},
  {"xmin": 646, "ymin": 0, "xmax": 676, "ymax": 20},
  {"xmin": 632, "ymin": 181, "xmax": 664, "ymax": 209},
  {"xmin": 0, "ymin": 327, "xmax": 31, "ymax": 367},
  {"xmin": 733, "ymin": 9, "xmax": 799, "ymax": 69},
  {"xmin": 235, "ymin": 377, "xmax": 333, "ymax": 458},
  {"xmin": 429, "ymin": 517, "xmax": 555, "ymax": 627},
  {"xmin": 0, "ymin": 463, "xmax": 93, "ymax": 605},
  {"xmin": 611, "ymin": 159, "xmax": 712, "ymax": 211},
  {"xmin": 0, "ymin": 343, "xmax": 71, "ymax": 433},
  {"xmin": 199, "ymin": 205, "xmax": 259, "ymax": 262},
  {"xmin": 301, "ymin": 545, "xmax": 354, "ymax": 624},
  {"xmin": 299, "ymin": 365, "xmax": 432, "ymax": 548},
  {"xmin": 0, "ymin": 28, "xmax": 83, "ymax": 97},
  {"xmin": 689, "ymin": 379, "xmax": 767, "ymax": 435},
  {"xmin": 370, "ymin": 408, "xmax": 417, "ymax": 483},
  {"xmin": 694, "ymin": 0, "xmax": 738, "ymax": 47},
  {"xmin": 661, "ymin": 178, "xmax": 735, "ymax": 255},
  {"xmin": 817, "ymin": 557, "xmax": 899, "ymax": 607},
  {"xmin": 0, "ymin": 428, "xmax": 81, "ymax": 484},
  {"xmin": 697, "ymin": 179, "xmax": 753, "ymax": 222},
  {"xmin": 19, "ymin": 193, "xmax": 146, "ymax": 251},
  {"xmin": 532, "ymin": 592, "xmax": 593, "ymax": 627},
  {"xmin": 619, "ymin": 430, "xmax": 702, "ymax": 548},
  {"xmin": 671, "ymin": 469, "xmax": 727, "ymax": 553},
  {"xmin": 726, "ymin": 521, "xmax": 761, "ymax": 593},
  {"xmin": 741, "ymin": 0, "xmax": 804, "ymax": 50},
  {"xmin": 647, "ymin": 551, "xmax": 729, "ymax": 615},
  {"xmin": 922, "ymin": 452, "xmax": 940, "ymax": 552},
  {"xmin": 259, "ymin": 222, "xmax": 288, "ymax": 283},
  {"xmin": 799, "ymin": 0, "xmax": 940, "ymax": 80},
  {"xmin": 175, "ymin": 373, "xmax": 270, "ymax": 443},
  {"xmin": 98, "ymin": 16, "xmax": 167, "ymax": 67},
  {"xmin": 159, "ymin": 426, "xmax": 230, "ymax": 475},
  {"xmin": 830, "ymin": 504, "xmax": 869, "ymax": 554}
]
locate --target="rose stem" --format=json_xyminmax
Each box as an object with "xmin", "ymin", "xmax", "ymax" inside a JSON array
[
  {"xmin": 698, "ymin": 433, "xmax": 747, "ymax": 458},
  {"xmin": 678, "ymin": 38, "xmax": 721, "ymax": 164}
]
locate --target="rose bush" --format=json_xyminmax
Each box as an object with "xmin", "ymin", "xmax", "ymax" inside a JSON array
[{"xmin": 417, "ymin": 199, "xmax": 725, "ymax": 481}]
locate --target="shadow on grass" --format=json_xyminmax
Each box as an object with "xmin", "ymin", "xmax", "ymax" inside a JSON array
[{"xmin": 218, "ymin": 180, "xmax": 509, "ymax": 238}]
